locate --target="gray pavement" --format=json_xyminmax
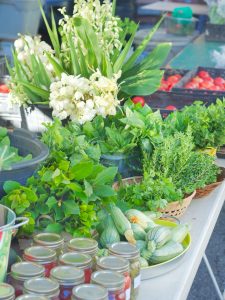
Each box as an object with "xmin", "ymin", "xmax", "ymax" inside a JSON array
[{"xmin": 188, "ymin": 202, "xmax": 225, "ymax": 300}]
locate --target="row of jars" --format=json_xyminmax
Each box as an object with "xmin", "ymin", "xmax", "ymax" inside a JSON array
[{"xmin": 2, "ymin": 234, "xmax": 141, "ymax": 300}]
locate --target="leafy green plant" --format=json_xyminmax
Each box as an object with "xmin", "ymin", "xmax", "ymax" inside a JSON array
[
  {"xmin": 0, "ymin": 127, "xmax": 32, "ymax": 171},
  {"xmin": 1, "ymin": 152, "xmax": 117, "ymax": 237},
  {"xmin": 164, "ymin": 100, "xmax": 225, "ymax": 149}
]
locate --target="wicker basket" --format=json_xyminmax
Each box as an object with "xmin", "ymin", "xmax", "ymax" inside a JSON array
[
  {"xmin": 159, "ymin": 190, "xmax": 196, "ymax": 218},
  {"xmin": 194, "ymin": 167, "xmax": 225, "ymax": 199},
  {"xmin": 113, "ymin": 176, "xmax": 195, "ymax": 218}
]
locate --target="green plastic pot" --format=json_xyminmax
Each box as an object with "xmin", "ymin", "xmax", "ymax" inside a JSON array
[{"xmin": 0, "ymin": 204, "xmax": 28, "ymax": 282}]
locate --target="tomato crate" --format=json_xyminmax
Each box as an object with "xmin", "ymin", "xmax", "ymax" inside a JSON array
[
  {"xmin": 172, "ymin": 66, "xmax": 225, "ymax": 99},
  {"xmin": 156, "ymin": 68, "xmax": 189, "ymax": 94}
]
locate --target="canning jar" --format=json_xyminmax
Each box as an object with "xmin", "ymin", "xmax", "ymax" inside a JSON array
[
  {"xmin": 10, "ymin": 261, "xmax": 45, "ymax": 297},
  {"xmin": 33, "ymin": 233, "xmax": 64, "ymax": 256},
  {"xmin": 59, "ymin": 252, "xmax": 92, "ymax": 284},
  {"xmin": 91, "ymin": 270, "xmax": 125, "ymax": 300},
  {"xmin": 15, "ymin": 295, "xmax": 48, "ymax": 300},
  {"xmin": 23, "ymin": 278, "xmax": 60, "ymax": 300},
  {"xmin": 108, "ymin": 242, "xmax": 141, "ymax": 300},
  {"xmin": 0, "ymin": 283, "xmax": 15, "ymax": 300},
  {"xmin": 72, "ymin": 284, "xmax": 108, "ymax": 300},
  {"xmin": 23, "ymin": 246, "xmax": 57, "ymax": 277},
  {"xmin": 96, "ymin": 256, "xmax": 131, "ymax": 300},
  {"xmin": 67, "ymin": 238, "xmax": 98, "ymax": 258},
  {"xmin": 50, "ymin": 265, "xmax": 84, "ymax": 300}
]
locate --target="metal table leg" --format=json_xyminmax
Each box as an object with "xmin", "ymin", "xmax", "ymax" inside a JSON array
[{"xmin": 203, "ymin": 253, "xmax": 224, "ymax": 300}]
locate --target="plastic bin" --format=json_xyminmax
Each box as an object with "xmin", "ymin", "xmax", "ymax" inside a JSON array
[
  {"xmin": 165, "ymin": 16, "xmax": 197, "ymax": 36},
  {"xmin": 0, "ymin": 0, "xmax": 43, "ymax": 40},
  {"xmin": 0, "ymin": 128, "xmax": 49, "ymax": 195},
  {"xmin": 205, "ymin": 23, "xmax": 225, "ymax": 42}
]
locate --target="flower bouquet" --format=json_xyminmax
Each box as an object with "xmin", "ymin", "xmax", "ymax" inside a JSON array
[{"xmin": 8, "ymin": 0, "xmax": 171, "ymax": 125}]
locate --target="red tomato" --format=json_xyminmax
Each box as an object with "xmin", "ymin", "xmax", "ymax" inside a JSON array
[
  {"xmin": 165, "ymin": 105, "xmax": 177, "ymax": 111},
  {"xmin": 199, "ymin": 82, "xmax": 213, "ymax": 90},
  {"xmin": 184, "ymin": 82, "xmax": 198, "ymax": 89},
  {"xmin": 0, "ymin": 84, "xmax": 9, "ymax": 93},
  {"xmin": 192, "ymin": 76, "xmax": 203, "ymax": 84},
  {"xmin": 167, "ymin": 75, "xmax": 180, "ymax": 83},
  {"xmin": 198, "ymin": 71, "xmax": 210, "ymax": 79},
  {"xmin": 204, "ymin": 77, "xmax": 214, "ymax": 83},
  {"xmin": 132, "ymin": 96, "xmax": 145, "ymax": 107},
  {"xmin": 214, "ymin": 77, "xmax": 225, "ymax": 86}
]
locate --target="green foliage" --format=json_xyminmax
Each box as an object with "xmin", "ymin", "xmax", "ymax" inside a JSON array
[
  {"xmin": 0, "ymin": 128, "xmax": 32, "ymax": 171},
  {"xmin": 164, "ymin": 100, "xmax": 225, "ymax": 149}
]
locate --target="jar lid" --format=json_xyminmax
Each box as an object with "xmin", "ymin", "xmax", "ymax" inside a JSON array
[
  {"xmin": 23, "ymin": 246, "xmax": 56, "ymax": 263},
  {"xmin": 50, "ymin": 266, "xmax": 84, "ymax": 286},
  {"xmin": 11, "ymin": 261, "xmax": 45, "ymax": 281},
  {"xmin": 91, "ymin": 270, "xmax": 124, "ymax": 292},
  {"xmin": 59, "ymin": 252, "xmax": 92, "ymax": 269},
  {"xmin": 0, "ymin": 283, "xmax": 15, "ymax": 300},
  {"xmin": 96, "ymin": 256, "xmax": 129, "ymax": 273},
  {"xmin": 34, "ymin": 233, "xmax": 64, "ymax": 248},
  {"xmin": 72, "ymin": 284, "xmax": 108, "ymax": 300},
  {"xmin": 68, "ymin": 238, "xmax": 98, "ymax": 251},
  {"xmin": 16, "ymin": 295, "xmax": 48, "ymax": 300},
  {"xmin": 108, "ymin": 242, "xmax": 140, "ymax": 259},
  {"xmin": 24, "ymin": 278, "xmax": 59, "ymax": 296}
]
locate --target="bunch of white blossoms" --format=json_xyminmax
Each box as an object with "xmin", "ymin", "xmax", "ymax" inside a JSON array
[
  {"xmin": 14, "ymin": 35, "xmax": 57, "ymax": 81},
  {"xmin": 49, "ymin": 70, "xmax": 121, "ymax": 124},
  {"xmin": 59, "ymin": 0, "xmax": 122, "ymax": 56}
]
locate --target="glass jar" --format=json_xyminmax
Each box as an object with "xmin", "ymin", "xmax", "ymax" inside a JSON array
[
  {"xmin": 50, "ymin": 265, "xmax": 84, "ymax": 300},
  {"xmin": 23, "ymin": 246, "xmax": 57, "ymax": 277},
  {"xmin": 72, "ymin": 284, "xmax": 108, "ymax": 300},
  {"xmin": 108, "ymin": 243, "xmax": 141, "ymax": 300},
  {"xmin": 91, "ymin": 270, "xmax": 125, "ymax": 300},
  {"xmin": 10, "ymin": 261, "xmax": 45, "ymax": 297},
  {"xmin": 33, "ymin": 233, "xmax": 64, "ymax": 256},
  {"xmin": 16, "ymin": 295, "xmax": 48, "ymax": 300},
  {"xmin": 59, "ymin": 252, "xmax": 92, "ymax": 284},
  {"xmin": 96, "ymin": 256, "xmax": 131, "ymax": 300},
  {"xmin": 67, "ymin": 238, "xmax": 98, "ymax": 258},
  {"xmin": 0, "ymin": 283, "xmax": 15, "ymax": 300},
  {"xmin": 23, "ymin": 278, "xmax": 60, "ymax": 300}
]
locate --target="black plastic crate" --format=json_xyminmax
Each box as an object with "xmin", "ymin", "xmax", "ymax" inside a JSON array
[
  {"xmin": 0, "ymin": 56, "xmax": 7, "ymax": 77},
  {"xmin": 173, "ymin": 66, "xmax": 225, "ymax": 99},
  {"xmin": 205, "ymin": 23, "xmax": 225, "ymax": 42}
]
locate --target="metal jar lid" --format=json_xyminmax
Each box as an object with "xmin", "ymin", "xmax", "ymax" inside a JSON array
[
  {"xmin": 0, "ymin": 283, "xmax": 15, "ymax": 300},
  {"xmin": 68, "ymin": 238, "xmax": 98, "ymax": 253},
  {"xmin": 59, "ymin": 252, "xmax": 92, "ymax": 269},
  {"xmin": 96, "ymin": 256, "xmax": 129, "ymax": 274},
  {"xmin": 11, "ymin": 261, "xmax": 45, "ymax": 281},
  {"xmin": 23, "ymin": 246, "xmax": 57, "ymax": 264},
  {"xmin": 34, "ymin": 233, "xmax": 64, "ymax": 250},
  {"xmin": 72, "ymin": 284, "xmax": 108, "ymax": 300},
  {"xmin": 91, "ymin": 270, "xmax": 124, "ymax": 292},
  {"xmin": 15, "ymin": 295, "xmax": 48, "ymax": 300},
  {"xmin": 108, "ymin": 242, "xmax": 140, "ymax": 260},
  {"xmin": 24, "ymin": 278, "xmax": 59, "ymax": 297},
  {"xmin": 50, "ymin": 266, "xmax": 84, "ymax": 286}
]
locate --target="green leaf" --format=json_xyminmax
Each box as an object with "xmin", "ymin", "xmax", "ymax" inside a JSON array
[
  {"xmin": 123, "ymin": 17, "xmax": 165, "ymax": 72},
  {"xmin": 113, "ymin": 23, "xmax": 138, "ymax": 73},
  {"xmin": 17, "ymin": 81, "xmax": 50, "ymax": 100},
  {"xmin": 70, "ymin": 160, "xmax": 94, "ymax": 180},
  {"xmin": 45, "ymin": 53, "xmax": 64, "ymax": 77},
  {"xmin": 63, "ymin": 200, "xmax": 80, "ymax": 215},
  {"xmin": 94, "ymin": 185, "xmax": 116, "ymax": 197},
  {"xmin": 94, "ymin": 167, "xmax": 118, "ymax": 185},
  {"xmin": 46, "ymin": 196, "xmax": 57, "ymax": 209},
  {"xmin": 84, "ymin": 180, "xmax": 93, "ymax": 197},
  {"xmin": 67, "ymin": 33, "xmax": 81, "ymax": 75},
  {"xmin": 3, "ymin": 181, "xmax": 21, "ymax": 194},
  {"xmin": 45, "ymin": 223, "xmax": 63, "ymax": 234}
]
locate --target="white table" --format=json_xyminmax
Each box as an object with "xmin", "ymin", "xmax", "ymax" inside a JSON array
[
  {"xmin": 139, "ymin": 159, "xmax": 225, "ymax": 300},
  {"xmin": 139, "ymin": 1, "xmax": 208, "ymax": 15}
]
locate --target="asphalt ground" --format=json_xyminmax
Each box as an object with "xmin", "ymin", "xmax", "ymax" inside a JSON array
[{"xmin": 188, "ymin": 202, "xmax": 225, "ymax": 300}]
